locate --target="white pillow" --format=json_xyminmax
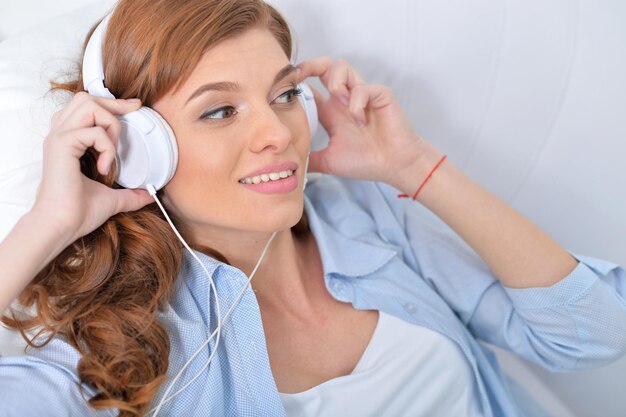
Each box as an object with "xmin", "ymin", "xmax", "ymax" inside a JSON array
[
  {"xmin": 0, "ymin": 0, "xmax": 106, "ymax": 41},
  {"xmin": 0, "ymin": 1, "xmax": 116, "ymax": 241}
]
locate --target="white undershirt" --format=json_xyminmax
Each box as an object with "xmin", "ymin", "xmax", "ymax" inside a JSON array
[{"xmin": 279, "ymin": 311, "xmax": 482, "ymax": 417}]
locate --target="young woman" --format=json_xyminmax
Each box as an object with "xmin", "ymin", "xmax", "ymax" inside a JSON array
[{"xmin": 1, "ymin": 0, "xmax": 625, "ymax": 416}]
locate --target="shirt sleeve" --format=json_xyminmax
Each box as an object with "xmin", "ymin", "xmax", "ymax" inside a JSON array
[
  {"xmin": 477, "ymin": 255, "xmax": 626, "ymax": 371},
  {"xmin": 371, "ymin": 180, "xmax": 626, "ymax": 372},
  {"xmin": 0, "ymin": 353, "xmax": 118, "ymax": 417}
]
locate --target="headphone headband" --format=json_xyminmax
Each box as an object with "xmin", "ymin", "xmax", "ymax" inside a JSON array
[{"xmin": 83, "ymin": 14, "xmax": 115, "ymax": 99}]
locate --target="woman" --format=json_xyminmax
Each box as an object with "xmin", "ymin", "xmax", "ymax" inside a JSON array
[{"xmin": 1, "ymin": 0, "xmax": 625, "ymax": 416}]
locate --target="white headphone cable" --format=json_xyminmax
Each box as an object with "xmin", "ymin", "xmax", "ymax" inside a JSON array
[
  {"xmin": 150, "ymin": 230, "xmax": 276, "ymax": 416},
  {"xmin": 146, "ymin": 184, "xmax": 276, "ymax": 416},
  {"xmin": 146, "ymin": 184, "xmax": 222, "ymax": 415}
]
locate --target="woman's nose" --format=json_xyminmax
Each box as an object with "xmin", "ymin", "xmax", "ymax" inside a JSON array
[{"xmin": 248, "ymin": 104, "xmax": 293, "ymax": 154}]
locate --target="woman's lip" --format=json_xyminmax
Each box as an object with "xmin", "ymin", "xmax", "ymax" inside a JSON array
[
  {"xmin": 240, "ymin": 161, "xmax": 298, "ymax": 180},
  {"xmin": 239, "ymin": 174, "xmax": 298, "ymax": 194}
]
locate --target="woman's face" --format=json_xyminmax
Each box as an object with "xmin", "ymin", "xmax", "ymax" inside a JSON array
[{"xmin": 152, "ymin": 28, "xmax": 309, "ymax": 239}]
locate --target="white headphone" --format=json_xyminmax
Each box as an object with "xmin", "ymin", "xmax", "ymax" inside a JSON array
[{"xmin": 82, "ymin": 13, "xmax": 318, "ymax": 191}]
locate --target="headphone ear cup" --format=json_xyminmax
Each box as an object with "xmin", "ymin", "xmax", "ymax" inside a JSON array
[
  {"xmin": 115, "ymin": 107, "xmax": 178, "ymax": 191},
  {"xmin": 298, "ymin": 83, "xmax": 322, "ymax": 188},
  {"xmin": 297, "ymin": 83, "xmax": 318, "ymax": 143}
]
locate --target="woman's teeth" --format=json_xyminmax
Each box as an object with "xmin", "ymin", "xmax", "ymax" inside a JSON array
[{"xmin": 240, "ymin": 169, "xmax": 294, "ymax": 184}]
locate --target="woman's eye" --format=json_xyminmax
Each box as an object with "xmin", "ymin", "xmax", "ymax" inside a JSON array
[
  {"xmin": 273, "ymin": 87, "xmax": 302, "ymax": 105},
  {"xmin": 200, "ymin": 106, "xmax": 237, "ymax": 120}
]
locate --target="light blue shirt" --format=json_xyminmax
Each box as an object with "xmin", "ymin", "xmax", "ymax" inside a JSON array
[{"xmin": 2, "ymin": 175, "xmax": 626, "ymax": 417}]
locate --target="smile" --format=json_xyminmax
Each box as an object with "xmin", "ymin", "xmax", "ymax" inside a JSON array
[{"xmin": 239, "ymin": 169, "xmax": 295, "ymax": 184}]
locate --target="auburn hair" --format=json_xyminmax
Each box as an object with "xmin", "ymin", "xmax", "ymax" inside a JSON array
[{"xmin": 1, "ymin": 0, "xmax": 308, "ymax": 416}]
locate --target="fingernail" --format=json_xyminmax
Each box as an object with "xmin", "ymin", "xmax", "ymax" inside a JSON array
[
  {"xmin": 339, "ymin": 96, "xmax": 350, "ymax": 106},
  {"xmin": 127, "ymin": 98, "xmax": 141, "ymax": 103}
]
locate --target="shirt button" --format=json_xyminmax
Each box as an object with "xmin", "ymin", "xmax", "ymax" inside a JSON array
[
  {"xmin": 331, "ymin": 281, "xmax": 345, "ymax": 292},
  {"xmin": 404, "ymin": 302, "xmax": 417, "ymax": 314}
]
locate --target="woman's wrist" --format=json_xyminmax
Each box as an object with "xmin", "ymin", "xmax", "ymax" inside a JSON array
[
  {"xmin": 0, "ymin": 209, "xmax": 73, "ymax": 312},
  {"xmin": 21, "ymin": 206, "xmax": 76, "ymax": 261},
  {"xmin": 386, "ymin": 138, "xmax": 445, "ymax": 198}
]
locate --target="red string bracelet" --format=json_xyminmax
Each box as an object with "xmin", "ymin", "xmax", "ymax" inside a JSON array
[{"xmin": 397, "ymin": 155, "xmax": 447, "ymax": 200}]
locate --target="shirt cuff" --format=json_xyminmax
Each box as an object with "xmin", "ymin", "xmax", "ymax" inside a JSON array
[{"xmin": 503, "ymin": 254, "xmax": 619, "ymax": 310}]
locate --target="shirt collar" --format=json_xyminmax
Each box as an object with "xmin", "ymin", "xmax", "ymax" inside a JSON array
[{"xmin": 303, "ymin": 191, "xmax": 397, "ymax": 278}]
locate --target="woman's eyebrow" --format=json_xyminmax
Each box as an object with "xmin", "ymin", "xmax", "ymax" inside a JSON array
[
  {"xmin": 272, "ymin": 64, "xmax": 298, "ymax": 86},
  {"xmin": 185, "ymin": 64, "xmax": 297, "ymax": 106}
]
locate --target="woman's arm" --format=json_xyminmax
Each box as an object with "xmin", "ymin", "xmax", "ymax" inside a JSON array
[{"xmin": 390, "ymin": 141, "xmax": 578, "ymax": 289}]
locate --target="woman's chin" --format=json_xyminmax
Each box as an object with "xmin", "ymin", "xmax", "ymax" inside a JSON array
[{"xmin": 246, "ymin": 207, "xmax": 304, "ymax": 233}]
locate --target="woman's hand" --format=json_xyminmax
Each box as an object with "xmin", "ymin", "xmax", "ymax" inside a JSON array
[
  {"xmin": 33, "ymin": 92, "xmax": 153, "ymax": 245},
  {"xmin": 297, "ymin": 57, "xmax": 433, "ymax": 187},
  {"xmin": 0, "ymin": 92, "xmax": 155, "ymax": 312}
]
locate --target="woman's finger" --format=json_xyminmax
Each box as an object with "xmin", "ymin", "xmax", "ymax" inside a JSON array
[
  {"xmin": 110, "ymin": 188, "xmax": 154, "ymax": 214},
  {"xmin": 53, "ymin": 126, "xmax": 118, "ymax": 175},
  {"xmin": 309, "ymin": 85, "xmax": 336, "ymax": 130},
  {"xmin": 307, "ymin": 146, "xmax": 333, "ymax": 174},
  {"xmin": 296, "ymin": 56, "xmax": 334, "ymax": 81},
  {"xmin": 327, "ymin": 60, "xmax": 365, "ymax": 101},
  {"xmin": 297, "ymin": 57, "xmax": 365, "ymax": 102},
  {"xmin": 348, "ymin": 84, "xmax": 391, "ymax": 126},
  {"xmin": 57, "ymin": 100, "xmax": 124, "ymax": 147},
  {"xmin": 54, "ymin": 92, "xmax": 141, "ymax": 133},
  {"xmin": 57, "ymin": 92, "xmax": 141, "ymax": 119},
  {"xmin": 325, "ymin": 61, "xmax": 352, "ymax": 102},
  {"xmin": 52, "ymin": 91, "xmax": 92, "ymax": 125},
  {"xmin": 93, "ymin": 96, "xmax": 142, "ymax": 115}
]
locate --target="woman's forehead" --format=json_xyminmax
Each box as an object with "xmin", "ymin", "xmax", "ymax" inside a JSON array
[{"xmin": 180, "ymin": 29, "xmax": 291, "ymax": 92}]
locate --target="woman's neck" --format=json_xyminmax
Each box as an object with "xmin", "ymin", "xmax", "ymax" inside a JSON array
[
  {"xmin": 252, "ymin": 229, "xmax": 329, "ymax": 321},
  {"xmin": 190, "ymin": 224, "xmax": 323, "ymax": 315}
]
